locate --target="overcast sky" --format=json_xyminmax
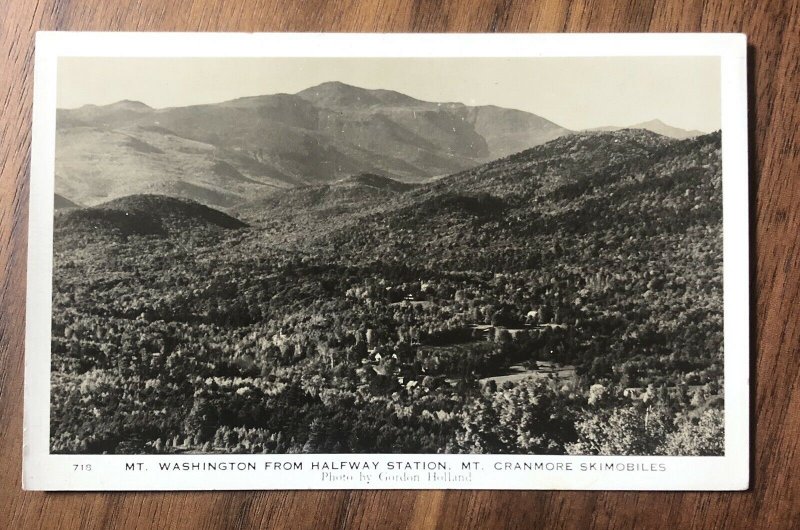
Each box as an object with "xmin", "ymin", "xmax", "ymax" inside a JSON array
[{"xmin": 57, "ymin": 56, "xmax": 720, "ymax": 132}]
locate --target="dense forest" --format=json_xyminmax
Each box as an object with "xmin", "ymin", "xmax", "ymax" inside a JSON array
[{"xmin": 50, "ymin": 130, "xmax": 724, "ymax": 456}]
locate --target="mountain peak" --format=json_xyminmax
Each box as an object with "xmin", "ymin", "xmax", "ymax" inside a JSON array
[
  {"xmin": 306, "ymin": 80, "xmax": 354, "ymax": 91},
  {"xmin": 72, "ymin": 99, "xmax": 153, "ymax": 113},
  {"xmin": 297, "ymin": 81, "xmax": 421, "ymax": 108},
  {"xmin": 636, "ymin": 118, "xmax": 665, "ymax": 126},
  {"xmin": 107, "ymin": 100, "xmax": 153, "ymax": 110},
  {"xmin": 297, "ymin": 81, "xmax": 380, "ymax": 106},
  {"xmin": 629, "ymin": 119, "xmax": 703, "ymax": 139}
]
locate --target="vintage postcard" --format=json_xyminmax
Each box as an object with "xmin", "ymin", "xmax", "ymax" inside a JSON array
[{"xmin": 25, "ymin": 32, "xmax": 749, "ymax": 490}]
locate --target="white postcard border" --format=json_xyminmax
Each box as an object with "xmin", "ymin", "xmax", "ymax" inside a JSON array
[{"xmin": 24, "ymin": 32, "xmax": 749, "ymax": 491}]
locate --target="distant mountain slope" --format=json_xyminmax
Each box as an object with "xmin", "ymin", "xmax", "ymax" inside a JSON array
[
  {"xmin": 56, "ymin": 82, "xmax": 572, "ymax": 207},
  {"xmin": 54, "ymin": 193, "xmax": 81, "ymax": 210},
  {"xmin": 233, "ymin": 173, "xmax": 416, "ymax": 238},
  {"xmin": 587, "ymin": 119, "xmax": 703, "ymax": 139},
  {"xmin": 459, "ymin": 105, "xmax": 569, "ymax": 158},
  {"xmin": 54, "ymin": 124, "xmax": 298, "ymax": 209},
  {"xmin": 55, "ymin": 194, "xmax": 247, "ymax": 238}
]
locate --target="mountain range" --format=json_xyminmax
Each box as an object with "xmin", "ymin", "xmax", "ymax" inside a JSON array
[
  {"xmin": 58, "ymin": 129, "xmax": 720, "ymax": 256},
  {"xmin": 55, "ymin": 82, "xmax": 703, "ymax": 210}
]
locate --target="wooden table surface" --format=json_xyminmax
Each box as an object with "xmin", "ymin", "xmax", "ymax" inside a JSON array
[{"xmin": 1, "ymin": 0, "xmax": 798, "ymax": 528}]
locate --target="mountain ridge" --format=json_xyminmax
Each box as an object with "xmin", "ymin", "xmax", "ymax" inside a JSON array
[
  {"xmin": 55, "ymin": 82, "xmax": 573, "ymax": 207},
  {"xmin": 56, "ymin": 81, "xmax": 711, "ymax": 210}
]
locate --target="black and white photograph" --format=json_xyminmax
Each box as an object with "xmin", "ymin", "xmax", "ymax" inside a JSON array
[{"xmin": 24, "ymin": 33, "xmax": 749, "ymax": 490}]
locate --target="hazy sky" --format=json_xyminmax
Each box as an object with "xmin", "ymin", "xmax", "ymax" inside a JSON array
[{"xmin": 57, "ymin": 56, "xmax": 720, "ymax": 132}]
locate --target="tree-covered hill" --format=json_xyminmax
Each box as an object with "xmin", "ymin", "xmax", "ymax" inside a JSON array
[
  {"xmin": 316, "ymin": 130, "xmax": 722, "ymax": 269},
  {"xmin": 55, "ymin": 194, "xmax": 248, "ymax": 238}
]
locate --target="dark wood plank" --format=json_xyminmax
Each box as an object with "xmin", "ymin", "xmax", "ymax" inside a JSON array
[{"xmin": 1, "ymin": 0, "xmax": 798, "ymax": 528}]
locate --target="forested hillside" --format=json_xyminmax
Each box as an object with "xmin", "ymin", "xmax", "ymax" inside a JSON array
[{"xmin": 50, "ymin": 130, "xmax": 724, "ymax": 456}]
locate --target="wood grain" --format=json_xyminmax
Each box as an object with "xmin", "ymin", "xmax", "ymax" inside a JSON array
[{"xmin": 1, "ymin": 0, "xmax": 798, "ymax": 528}]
